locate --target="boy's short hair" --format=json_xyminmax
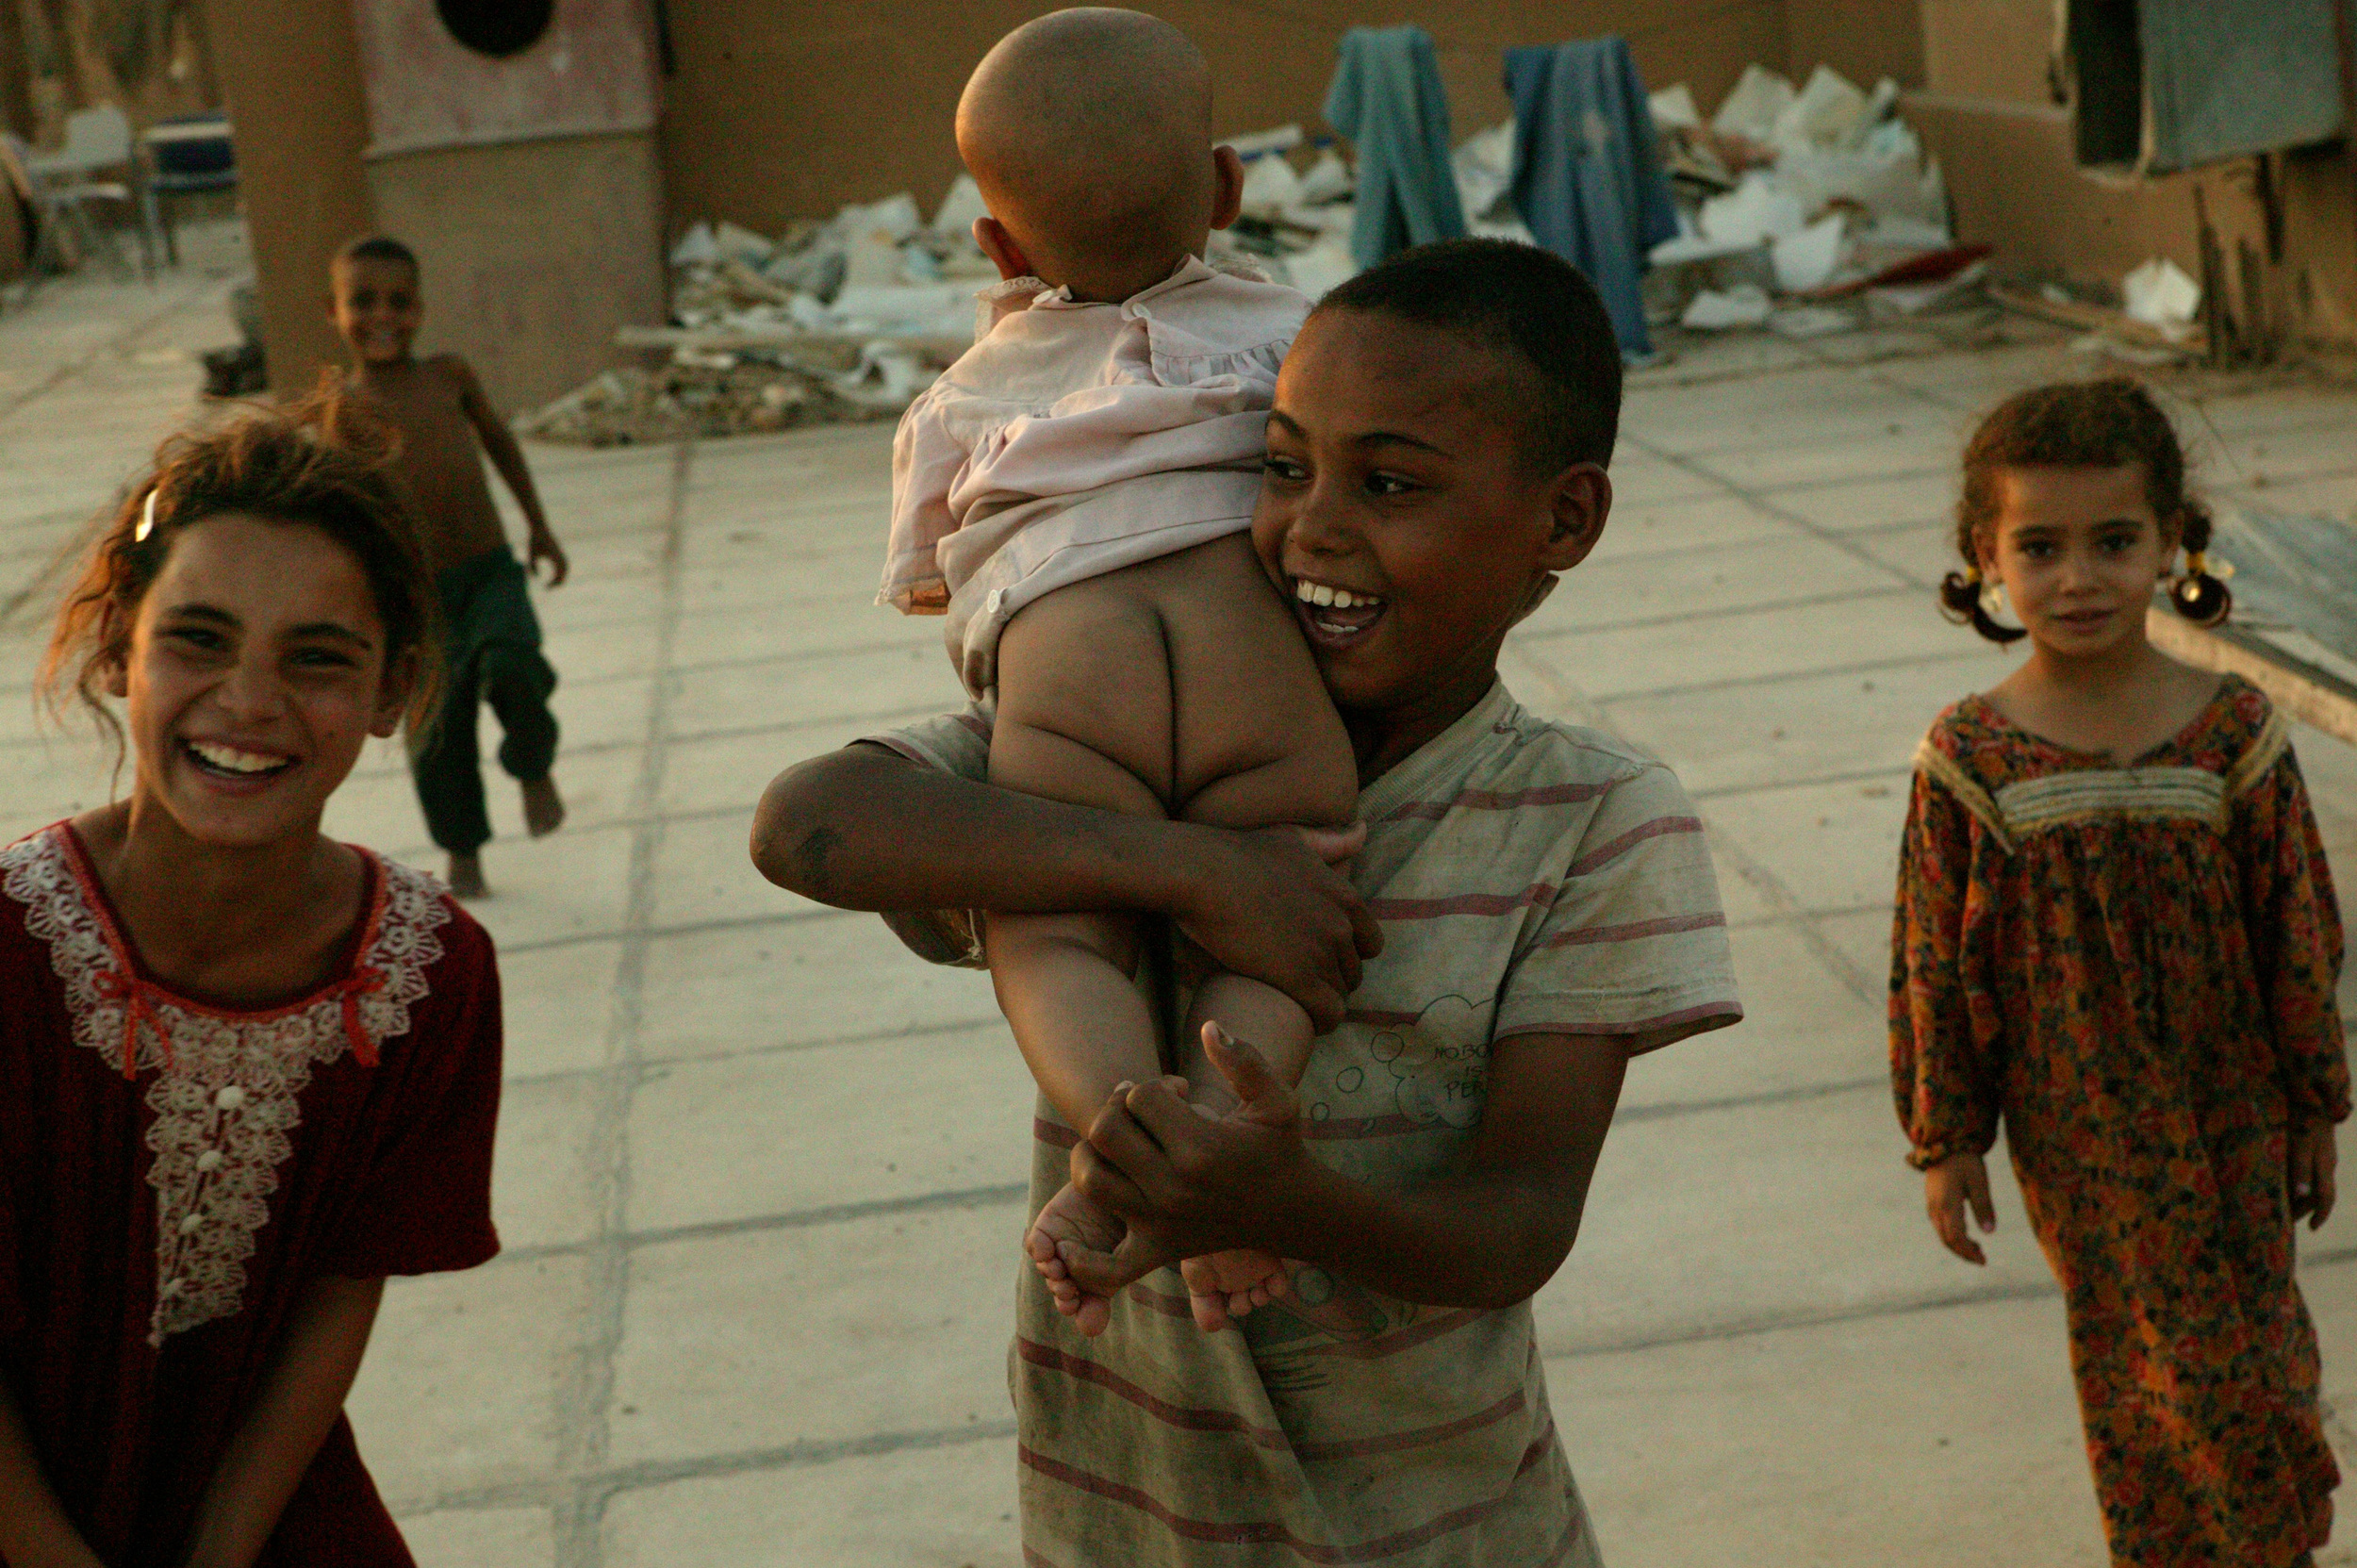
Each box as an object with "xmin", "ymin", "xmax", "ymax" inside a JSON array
[
  {"xmin": 1313, "ymin": 239, "xmax": 1622, "ymax": 471},
  {"xmin": 334, "ymin": 235, "xmax": 420, "ymax": 276}
]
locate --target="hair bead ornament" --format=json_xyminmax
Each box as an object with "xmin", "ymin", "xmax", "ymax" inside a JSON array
[
  {"xmin": 135, "ymin": 486, "xmax": 158, "ymax": 543},
  {"xmin": 2170, "ymin": 544, "xmax": 2233, "ymax": 627}
]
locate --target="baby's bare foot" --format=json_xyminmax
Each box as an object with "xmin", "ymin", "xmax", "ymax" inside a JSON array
[
  {"xmin": 1027, "ymin": 1181, "xmax": 1126, "ymax": 1337},
  {"xmin": 521, "ymin": 776, "xmax": 566, "ymax": 837},
  {"xmin": 1179, "ymin": 1248, "xmax": 1289, "ymax": 1332},
  {"xmin": 446, "ymin": 852, "xmax": 488, "ymax": 900}
]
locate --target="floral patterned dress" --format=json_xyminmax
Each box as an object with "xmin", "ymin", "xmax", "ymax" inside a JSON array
[{"xmin": 1890, "ymin": 676, "xmax": 2349, "ymax": 1567}]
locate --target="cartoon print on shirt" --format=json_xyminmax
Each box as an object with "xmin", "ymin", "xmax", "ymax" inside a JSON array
[{"xmin": 1370, "ymin": 993, "xmax": 1492, "ymax": 1130}]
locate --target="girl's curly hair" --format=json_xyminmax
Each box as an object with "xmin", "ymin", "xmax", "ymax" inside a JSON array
[
  {"xmin": 39, "ymin": 391, "xmax": 440, "ymax": 754},
  {"xmin": 1941, "ymin": 376, "xmax": 2228, "ymax": 644}
]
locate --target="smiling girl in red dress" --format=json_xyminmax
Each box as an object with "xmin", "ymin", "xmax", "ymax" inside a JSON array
[{"xmin": 0, "ymin": 404, "xmax": 503, "ymax": 1568}]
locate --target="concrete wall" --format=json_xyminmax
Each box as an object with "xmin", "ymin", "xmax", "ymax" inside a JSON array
[
  {"xmin": 654, "ymin": 0, "xmax": 1804, "ymax": 235},
  {"xmin": 366, "ymin": 131, "xmax": 668, "ymax": 410},
  {"xmin": 1908, "ymin": 0, "xmax": 2356, "ymax": 346},
  {"xmin": 199, "ymin": 0, "xmax": 373, "ymax": 400},
  {"xmin": 1784, "ymin": 0, "xmax": 1926, "ymax": 94}
]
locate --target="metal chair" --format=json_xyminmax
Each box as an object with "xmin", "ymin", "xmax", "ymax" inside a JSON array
[
  {"xmin": 141, "ymin": 114, "xmax": 236, "ymax": 267},
  {"xmin": 24, "ymin": 106, "xmax": 156, "ymax": 279}
]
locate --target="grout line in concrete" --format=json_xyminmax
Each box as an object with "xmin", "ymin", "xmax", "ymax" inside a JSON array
[
  {"xmin": 1525, "ymin": 583, "xmax": 1921, "ymax": 641},
  {"xmin": 501, "ymin": 1010, "xmax": 1007, "ymax": 1088},
  {"xmin": 497, "ymin": 1181, "xmax": 1031, "ymax": 1269},
  {"xmin": 551, "ymin": 437, "xmax": 692, "ymax": 1568},
  {"xmin": 387, "ymin": 1417, "xmax": 1021, "ymax": 1518},
  {"xmin": 1616, "ymin": 1075, "xmax": 1884, "ymax": 1126},
  {"xmin": 1617, "ymin": 432, "xmax": 1923, "ymax": 595},
  {"xmin": 1549, "ymin": 1237, "xmax": 2357, "ymax": 1364},
  {"xmin": 1687, "ymin": 764, "xmax": 1912, "ymax": 803},
  {"xmin": 1587, "ymin": 647, "xmax": 1993, "ymax": 709}
]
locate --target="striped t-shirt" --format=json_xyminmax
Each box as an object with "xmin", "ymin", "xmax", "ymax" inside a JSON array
[{"xmin": 870, "ymin": 678, "xmax": 1740, "ymax": 1567}]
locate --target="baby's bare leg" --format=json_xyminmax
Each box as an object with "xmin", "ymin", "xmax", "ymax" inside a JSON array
[
  {"xmin": 991, "ymin": 581, "xmax": 1183, "ymax": 1336},
  {"xmin": 1158, "ymin": 536, "xmax": 1360, "ymax": 1329}
]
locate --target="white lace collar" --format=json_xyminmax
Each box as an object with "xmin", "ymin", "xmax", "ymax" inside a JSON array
[{"xmin": 0, "ymin": 825, "xmax": 451, "ymax": 1345}]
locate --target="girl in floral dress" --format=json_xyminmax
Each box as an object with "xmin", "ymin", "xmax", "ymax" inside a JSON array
[
  {"xmin": 1891, "ymin": 377, "xmax": 2349, "ymax": 1566},
  {"xmin": 0, "ymin": 404, "xmax": 503, "ymax": 1567}
]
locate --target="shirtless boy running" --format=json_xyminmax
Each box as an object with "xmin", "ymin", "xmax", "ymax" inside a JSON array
[
  {"xmin": 880, "ymin": 9, "xmax": 1354, "ymax": 1329},
  {"xmin": 330, "ymin": 236, "xmax": 569, "ymax": 898}
]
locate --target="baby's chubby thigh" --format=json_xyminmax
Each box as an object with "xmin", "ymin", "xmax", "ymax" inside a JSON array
[
  {"xmin": 1144, "ymin": 533, "xmax": 1356, "ymax": 832},
  {"xmin": 986, "ymin": 532, "xmax": 1355, "ymax": 833},
  {"xmin": 989, "ymin": 566, "xmax": 1182, "ymax": 818}
]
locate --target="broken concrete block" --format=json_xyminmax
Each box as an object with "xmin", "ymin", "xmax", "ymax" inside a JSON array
[
  {"xmin": 1296, "ymin": 149, "xmax": 1353, "ymax": 206},
  {"xmin": 1771, "ymin": 214, "xmax": 1847, "ymax": 291},
  {"xmin": 1772, "ymin": 64, "xmax": 1870, "ymax": 151},
  {"xmin": 1713, "ymin": 64, "xmax": 1795, "ymax": 143},
  {"xmin": 1650, "ymin": 84, "xmax": 1701, "ymax": 131},
  {"xmin": 1682, "ymin": 282, "xmax": 1772, "ymax": 329},
  {"xmin": 931, "ymin": 173, "xmax": 991, "ymax": 239},
  {"xmin": 669, "ymin": 222, "xmax": 720, "ymax": 267},
  {"xmin": 2123, "ymin": 257, "xmax": 2200, "ymax": 341},
  {"xmin": 714, "ymin": 221, "xmax": 776, "ymax": 267},
  {"xmin": 1241, "ymin": 153, "xmax": 1305, "ymax": 216},
  {"xmin": 1701, "ymin": 173, "xmax": 1805, "ymax": 246}
]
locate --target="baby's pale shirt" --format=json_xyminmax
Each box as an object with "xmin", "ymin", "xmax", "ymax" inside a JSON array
[{"xmin": 880, "ymin": 256, "xmax": 1307, "ymax": 696}]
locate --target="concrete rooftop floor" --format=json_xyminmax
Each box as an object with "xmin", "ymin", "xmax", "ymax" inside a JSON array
[{"xmin": 8, "ymin": 225, "xmax": 2357, "ymax": 1565}]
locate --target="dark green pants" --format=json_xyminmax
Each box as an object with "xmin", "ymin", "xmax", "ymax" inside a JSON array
[{"xmin": 409, "ymin": 549, "xmax": 559, "ymax": 855}]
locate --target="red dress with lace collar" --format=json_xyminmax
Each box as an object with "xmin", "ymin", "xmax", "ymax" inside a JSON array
[{"xmin": 0, "ymin": 823, "xmax": 502, "ymax": 1567}]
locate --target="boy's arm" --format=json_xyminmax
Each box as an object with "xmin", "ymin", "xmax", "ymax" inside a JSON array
[
  {"xmin": 1071, "ymin": 1027, "xmax": 1679, "ymax": 1309},
  {"xmin": 753, "ymin": 743, "xmax": 1381, "ymax": 1032},
  {"xmin": 0, "ymin": 1379, "xmax": 104, "ymax": 1568},
  {"xmin": 177, "ymin": 1276, "xmax": 385, "ymax": 1568},
  {"xmin": 445, "ymin": 355, "xmax": 567, "ymax": 586}
]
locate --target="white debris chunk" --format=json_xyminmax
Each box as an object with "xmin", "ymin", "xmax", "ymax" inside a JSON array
[
  {"xmin": 713, "ymin": 221, "xmax": 776, "ymax": 267},
  {"xmin": 1682, "ymin": 283, "xmax": 1772, "ymax": 329},
  {"xmin": 1771, "ymin": 213, "xmax": 1848, "ymax": 291},
  {"xmin": 1713, "ymin": 64, "xmax": 1796, "ymax": 142},
  {"xmin": 1700, "ymin": 173, "xmax": 1805, "ymax": 247},
  {"xmin": 668, "ymin": 222, "xmax": 719, "ymax": 268},
  {"xmin": 931, "ymin": 173, "xmax": 990, "ymax": 239},
  {"xmin": 1771, "ymin": 64, "xmax": 1870, "ymax": 151},
  {"xmin": 1240, "ymin": 152, "xmax": 1305, "ymax": 215},
  {"xmin": 1282, "ymin": 234, "xmax": 1360, "ymax": 300},
  {"xmin": 2123, "ymin": 257, "xmax": 2201, "ymax": 341},
  {"xmin": 1649, "ymin": 83, "xmax": 1701, "ymax": 131},
  {"xmin": 1296, "ymin": 149, "xmax": 1353, "ymax": 206},
  {"xmin": 1453, "ymin": 122, "xmax": 1516, "ymax": 223}
]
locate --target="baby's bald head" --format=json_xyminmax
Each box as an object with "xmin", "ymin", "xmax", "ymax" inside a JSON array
[{"xmin": 958, "ymin": 9, "xmax": 1233, "ymax": 302}]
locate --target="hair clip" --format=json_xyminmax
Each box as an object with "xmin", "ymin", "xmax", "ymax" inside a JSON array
[{"xmin": 135, "ymin": 487, "xmax": 158, "ymax": 543}]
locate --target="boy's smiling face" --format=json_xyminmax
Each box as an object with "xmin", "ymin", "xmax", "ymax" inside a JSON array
[
  {"xmin": 328, "ymin": 256, "xmax": 423, "ymax": 366},
  {"xmin": 1253, "ymin": 308, "xmax": 1610, "ymax": 745}
]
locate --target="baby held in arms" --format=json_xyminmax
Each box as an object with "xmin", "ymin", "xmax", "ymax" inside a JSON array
[{"xmin": 879, "ymin": 8, "xmax": 1358, "ymax": 1333}]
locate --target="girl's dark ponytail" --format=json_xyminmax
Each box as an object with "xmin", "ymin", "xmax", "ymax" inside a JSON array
[
  {"xmin": 2168, "ymin": 501, "xmax": 2232, "ymax": 625},
  {"xmin": 1938, "ymin": 565, "xmax": 2026, "ymax": 645}
]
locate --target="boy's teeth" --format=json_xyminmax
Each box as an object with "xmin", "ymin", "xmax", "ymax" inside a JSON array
[
  {"xmin": 1294, "ymin": 580, "xmax": 1382, "ymax": 610},
  {"xmin": 190, "ymin": 739, "xmax": 284, "ymax": 774}
]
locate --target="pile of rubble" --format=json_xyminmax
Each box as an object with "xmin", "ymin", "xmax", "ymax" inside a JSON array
[
  {"xmin": 516, "ymin": 62, "xmax": 2023, "ymax": 445},
  {"xmin": 519, "ymin": 189, "xmax": 997, "ymax": 446},
  {"xmin": 1640, "ymin": 63, "xmax": 1986, "ymax": 339}
]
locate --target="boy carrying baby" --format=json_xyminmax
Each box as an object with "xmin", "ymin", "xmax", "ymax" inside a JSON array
[{"xmin": 757, "ymin": 10, "xmax": 1742, "ymax": 1563}]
